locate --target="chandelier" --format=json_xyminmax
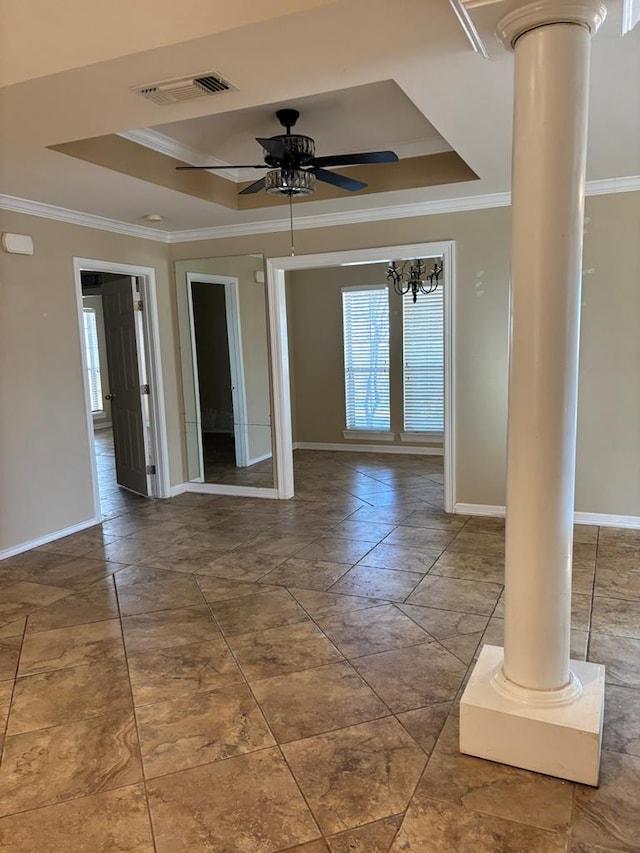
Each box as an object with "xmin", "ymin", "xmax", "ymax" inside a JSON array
[
  {"xmin": 265, "ymin": 168, "xmax": 316, "ymax": 196},
  {"xmin": 387, "ymin": 259, "xmax": 443, "ymax": 303}
]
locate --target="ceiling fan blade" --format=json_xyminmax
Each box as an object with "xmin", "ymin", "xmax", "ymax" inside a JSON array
[
  {"xmin": 256, "ymin": 137, "xmax": 290, "ymax": 160},
  {"xmin": 313, "ymin": 150, "xmax": 398, "ymax": 168},
  {"xmin": 239, "ymin": 176, "xmax": 267, "ymax": 195},
  {"xmin": 176, "ymin": 164, "xmax": 268, "ymax": 170},
  {"xmin": 313, "ymin": 168, "xmax": 368, "ymax": 192}
]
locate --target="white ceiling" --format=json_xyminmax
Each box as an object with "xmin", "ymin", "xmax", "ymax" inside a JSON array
[{"xmin": 0, "ymin": 0, "xmax": 638, "ymax": 235}]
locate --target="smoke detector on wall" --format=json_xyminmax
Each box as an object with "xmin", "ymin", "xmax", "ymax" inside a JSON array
[{"xmin": 132, "ymin": 72, "xmax": 233, "ymax": 105}]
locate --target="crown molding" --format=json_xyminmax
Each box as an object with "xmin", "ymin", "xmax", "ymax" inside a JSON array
[
  {"xmin": 117, "ymin": 129, "xmax": 243, "ymax": 182},
  {"xmin": 1, "ymin": 175, "xmax": 638, "ymax": 244},
  {"xmin": 0, "ymin": 193, "xmax": 170, "ymax": 242}
]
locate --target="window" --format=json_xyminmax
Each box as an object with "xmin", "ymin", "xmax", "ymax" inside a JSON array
[
  {"xmin": 342, "ymin": 286, "xmax": 390, "ymax": 431},
  {"xmin": 83, "ymin": 308, "xmax": 103, "ymax": 413},
  {"xmin": 402, "ymin": 286, "xmax": 444, "ymax": 434}
]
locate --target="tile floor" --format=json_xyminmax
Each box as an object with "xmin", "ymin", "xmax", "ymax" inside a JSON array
[{"xmin": 0, "ymin": 449, "xmax": 639, "ymax": 851}]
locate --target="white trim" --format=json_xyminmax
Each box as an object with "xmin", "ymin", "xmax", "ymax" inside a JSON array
[
  {"xmin": 343, "ymin": 430, "xmax": 395, "ymax": 441},
  {"xmin": 93, "ymin": 420, "xmax": 113, "ymax": 431},
  {"xmin": 447, "ymin": 0, "xmax": 491, "ymax": 58},
  {"xmin": 295, "ymin": 441, "xmax": 444, "ymax": 456},
  {"xmin": 183, "ymin": 483, "xmax": 280, "ymax": 499},
  {"xmin": 268, "ymin": 241, "xmax": 454, "ymax": 507},
  {"xmin": 0, "ymin": 517, "xmax": 99, "ymax": 561},
  {"xmin": 117, "ymin": 129, "xmax": 242, "ymax": 182},
  {"xmin": 400, "ymin": 431, "xmax": 444, "ymax": 443},
  {"xmin": 2, "ymin": 177, "xmax": 639, "ymax": 244},
  {"xmin": 622, "ymin": 0, "xmax": 640, "ymax": 34},
  {"xmin": 169, "ymin": 483, "xmax": 188, "ymax": 497},
  {"xmin": 247, "ymin": 451, "xmax": 273, "ymax": 465},
  {"xmin": 74, "ymin": 258, "xmax": 171, "ymax": 518},
  {"xmin": 455, "ymin": 502, "xmax": 640, "ymax": 528}
]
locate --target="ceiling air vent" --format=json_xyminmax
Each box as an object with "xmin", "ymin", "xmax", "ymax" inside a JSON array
[{"xmin": 133, "ymin": 73, "xmax": 232, "ymax": 105}]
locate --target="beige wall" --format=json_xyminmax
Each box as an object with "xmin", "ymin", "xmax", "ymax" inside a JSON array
[
  {"xmin": 1, "ymin": 189, "xmax": 637, "ymax": 553},
  {"xmin": 286, "ymin": 261, "xmax": 443, "ymax": 449},
  {"xmin": 0, "ymin": 210, "xmax": 179, "ymax": 552}
]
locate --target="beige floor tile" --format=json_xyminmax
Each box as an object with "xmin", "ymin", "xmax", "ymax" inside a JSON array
[
  {"xmin": 283, "ymin": 717, "xmax": 426, "ymax": 835},
  {"xmin": 573, "ymin": 524, "xmax": 599, "ymax": 544},
  {"xmin": 400, "ymin": 509, "xmax": 468, "ymax": 532},
  {"xmin": 418, "ymin": 717, "xmax": 574, "ymax": 831},
  {"xmin": 353, "ymin": 643, "xmax": 467, "ymax": 712},
  {"xmin": 0, "ymin": 581, "xmax": 71, "ymax": 624},
  {"xmin": 37, "ymin": 529, "xmax": 122, "ymax": 558},
  {"xmin": 259, "ymin": 558, "xmax": 351, "ymax": 592},
  {"xmin": 573, "ymin": 750, "xmax": 640, "ymax": 851},
  {"xmin": 589, "ymin": 634, "xmax": 640, "ymax": 687},
  {"xmin": 0, "ymin": 551, "xmax": 68, "ymax": 578},
  {"xmin": 382, "ymin": 526, "xmax": 456, "ymax": 551},
  {"xmin": 85, "ymin": 537, "xmax": 167, "ymax": 564},
  {"xmin": 0, "ymin": 710, "xmax": 142, "ymax": 816},
  {"xmin": 602, "ymin": 685, "xmax": 640, "ymax": 757},
  {"xmin": 406, "ymin": 575, "xmax": 502, "ymax": 615},
  {"xmin": 136, "ymin": 683, "xmax": 274, "ymax": 777},
  {"xmin": 0, "ymin": 784, "xmax": 154, "ymax": 852},
  {"xmin": 439, "ymin": 631, "xmax": 484, "ymax": 664},
  {"xmin": 239, "ymin": 531, "xmax": 316, "ymax": 557},
  {"xmin": 137, "ymin": 542, "xmax": 228, "ymax": 574},
  {"xmin": 328, "ymin": 815, "xmax": 403, "ymax": 852},
  {"xmin": 209, "ymin": 588, "xmax": 308, "ymax": 636},
  {"xmin": 288, "ymin": 587, "xmax": 385, "ymax": 617},
  {"xmin": 228, "ymin": 619, "xmax": 343, "ymax": 682},
  {"xmin": 0, "ymin": 619, "xmax": 26, "ymax": 639},
  {"xmin": 196, "ymin": 575, "xmax": 279, "ymax": 603},
  {"xmin": 117, "ymin": 574, "xmax": 204, "ymax": 616},
  {"xmin": 18, "ymin": 619, "xmax": 124, "ymax": 676},
  {"xmin": 429, "ymin": 551, "xmax": 505, "ymax": 584},
  {"xmin": 0, "ymin": 637, "xmax": 22, "ymax": 681},
  {"xmin": 462, "ymin": 516, "xmax": 506, "ymax": 535},
  {"xmin": 357, "ymin": 542, "xmax": 441, "ymax": 574},
  {"xmin": 396, "ymin": 702, "xmax": 451, "ymax": 756},
  {"xmin": 447, "ymin": 530, "xmax": 506, "ymax": 558},
  {"xmin": 195, "ymin": 550, "xmax": 285, "ymax": 581},
  {"xmin": 252, "ymin": 660, "xmax": 388, "ymax": 742},
  {"xmin": 592, "ymin": 597, "xmax": 640, "ymax": 638},
  {"xmin": 127, "ymin": 638, "xmax": 243, "ymax": 706},
  {"xmin": 8, "ymin": 661, "xmax": 132, "ymax": 734},
  {"xmin": 595, "ymin": 567, "xmax": 640, "ymax": 602},
  {"xmin": 16, "ymin": 556, "xmax": 126, "ymax": 590},
  {"xmin": 572, "ymin": 594, "xmax": 593, "ymax": 631},
  {"xmin": 286, "ymin": 842, "xmax": 330, "ymax": 852},
  {"xmin": 329, "ymin": 520, "xmax": 397, "ymax": 543},
  {"xmin": 147, "ymin": 747, "xmax": 319, "ymax": 852},
  {"xmin": 329, "ymin": 565, "xmax": 423, "ymax": 602},
  {"xmin": 390, "ymin": 798, "xmax": 568, "ymax": 852},
  {"xmin": 316, "ymin": 604, "xmax": 431, "ymax": 658},
  {"xmin": 295, "ymin": 537, "xmax": 376, "ymax": 565},
  {"xmin": 398, "ymin": 603, "xmax": 488, "ymax": 640},
  {"xmin": 25, "ymin": 578, "xmax": 119, "ymax": 633},
  {"xmin": 121, "ymin": 605, "xmax": 220, "ymax": 654}
]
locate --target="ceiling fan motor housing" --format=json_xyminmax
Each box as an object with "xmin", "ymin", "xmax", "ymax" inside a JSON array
[{"xmin": 264, "ymin": 134, "xmax": 315, "ymax": 167}]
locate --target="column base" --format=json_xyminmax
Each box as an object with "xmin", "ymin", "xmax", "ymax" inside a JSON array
[{"xmin": 459, "ymin": 645, "xmax": 605, "ymax": 785}]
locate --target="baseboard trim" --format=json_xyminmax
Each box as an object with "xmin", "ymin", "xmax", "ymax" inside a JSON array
[
  {"xmin": 247, "ymin": 452, "xmax": 273, "ymax": 466},
  {"xmin": 169, "ymin": 483, "xmax": 188, "ymax": 497},
  {"xmin": 182, "ymin": 483, "xmax": 280, "ymax": 500},
  {"xmin": 455, "ymin": 503, "xmax": 640, "ymax": 529},
  {"xmin": 0, "ymin": 517, "xmax": 101, "ymax": 561},
  {"xmin": 294, "ymin": 441, "xmax": 444, "ymax": 456}
]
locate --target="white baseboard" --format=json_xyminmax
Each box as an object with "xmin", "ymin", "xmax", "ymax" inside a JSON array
[
  {"xmin": 183, "ymin": 483, "xmax": 280, "ymax": 499},
  {"xmin": 0, "ymin": 516, "xmax": 101, "ymax": 561},
  {"xmin": 93, "ymin": 421, "xmax": 112, "ymax": 431},
  {"xmin": 247, "ymin": 452, "xmax": 273, "ymax": 466},
  {"xmin": 169, "ymin": 483, "xmax": 188, "ymax": 497},
  {"xmin": 455, "ymin": 503, "xmax": 640, "ymax": 529},
  {"xmin": 294, "ymin": 441, "xmax": 444, "ymax": 456}
]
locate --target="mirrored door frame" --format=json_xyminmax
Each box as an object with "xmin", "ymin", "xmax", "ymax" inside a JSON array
[{"xmin": 265, "ymin": 241, "xmax": 457, "ymax": 510}]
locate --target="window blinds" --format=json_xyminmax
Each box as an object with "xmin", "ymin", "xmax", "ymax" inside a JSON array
[
  {"xmin": 83, "ymin": 308, "xmax": 103, "ymax": 413},
  {"xmin": 402, "ymin": 286, "xmax": 444, "ymax": 433},
  {"xmin": 342, "ymin": 286, "xmax": 390, "ymax": 431}
]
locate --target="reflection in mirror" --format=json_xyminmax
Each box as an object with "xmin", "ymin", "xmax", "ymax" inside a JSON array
[{"xmin": 175, "ymin": 255, "xmax": 274, "ymax": 489}]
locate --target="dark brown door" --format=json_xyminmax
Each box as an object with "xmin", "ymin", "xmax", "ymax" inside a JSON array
[{"xmin": 102, "ymin": 277, "xmax": 149, "ymax": 496}]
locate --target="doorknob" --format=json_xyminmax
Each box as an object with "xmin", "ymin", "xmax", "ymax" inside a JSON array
[{"xmin": 105, "ymin": 393, "xmax": 117, "ymax": 400}]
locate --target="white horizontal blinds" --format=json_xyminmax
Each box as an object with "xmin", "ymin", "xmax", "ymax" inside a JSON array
[
  {"xmin": 342, "ymin": 286, "xmax": 390, "ymax": 431},
  {"xmin": 83, "ymin": 308, "xmax": 103, "ymax": 412},
  {"xmin": 403, "ymin": 284, "xmax": 444, "ymax": 433}
]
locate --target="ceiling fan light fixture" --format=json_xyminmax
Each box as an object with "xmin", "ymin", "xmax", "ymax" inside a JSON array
[{"xmin": 265, "ymin": 168, "xmax": 316, "ymax": 196}]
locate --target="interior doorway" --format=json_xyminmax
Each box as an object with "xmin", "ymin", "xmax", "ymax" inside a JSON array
[
  {"xmin": 265, "ymin": 241, "xmax": 456, "ymax": 511},
  {"xmin": 74, "ymin": 258, "xmax": 170, "ymax": 521}
]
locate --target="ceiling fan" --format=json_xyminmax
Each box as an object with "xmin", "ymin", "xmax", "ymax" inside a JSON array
[{"xmin": 176, "ymin": 108, "xmax": 399, "ymax": 196}]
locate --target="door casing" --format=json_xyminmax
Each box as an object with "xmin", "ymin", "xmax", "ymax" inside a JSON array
[{"xmin": 74, "ymin": 258, "xmax": 170, "ymax": 520}]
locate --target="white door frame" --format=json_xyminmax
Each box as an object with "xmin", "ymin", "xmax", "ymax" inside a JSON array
[
  {"xmin": 73, "ymin": 258, "xmax": 171, "ymax": 518},
  {"xmin": 266, "ymin": 241, "xmax": 456, "ymax": 512},
  {"xmin": 185, "ymin": 273, "xmax": 250, "ymax": 475}
]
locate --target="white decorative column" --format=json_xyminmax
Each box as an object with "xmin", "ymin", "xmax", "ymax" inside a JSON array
[{"xmin": 459, "ymin": 1, "xmax": 607, "ymax": 786}]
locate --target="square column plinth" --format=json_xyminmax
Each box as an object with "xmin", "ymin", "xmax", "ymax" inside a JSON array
[{"xmin": 460, "ymin": 645, "xmax": 605, "ymax": 785}]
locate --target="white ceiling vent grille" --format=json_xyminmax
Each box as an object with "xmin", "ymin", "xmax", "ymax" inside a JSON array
[{"xmin": 133, "ymin": 73, "xmax": 232, "ymax": 105}]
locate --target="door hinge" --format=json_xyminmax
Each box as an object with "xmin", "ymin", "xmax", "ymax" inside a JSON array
[
  {"xmin": 146, "ymin": 464, "xmax": 156, "ymax": 475},
  {"xmin": 141, "ymin": 384, "xmax": 150, "ymax": 395},
  {"xmin": 135, "ymin": 300, "xmax": 143, "ymax": 311}
]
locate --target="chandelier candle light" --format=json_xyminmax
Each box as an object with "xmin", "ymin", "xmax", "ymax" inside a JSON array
[{"xmin": 387, "ymin": 259, "xmax": 443, "ymax": 302}]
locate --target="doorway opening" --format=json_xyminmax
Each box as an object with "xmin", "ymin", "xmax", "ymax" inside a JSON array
[
  {"xmin": 265, "ymin": 241, "xmax": 456, "ymax": 511},
  {"xmin": 74, "ymin": 258, "xmax": 170, "ymax": 521}
]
